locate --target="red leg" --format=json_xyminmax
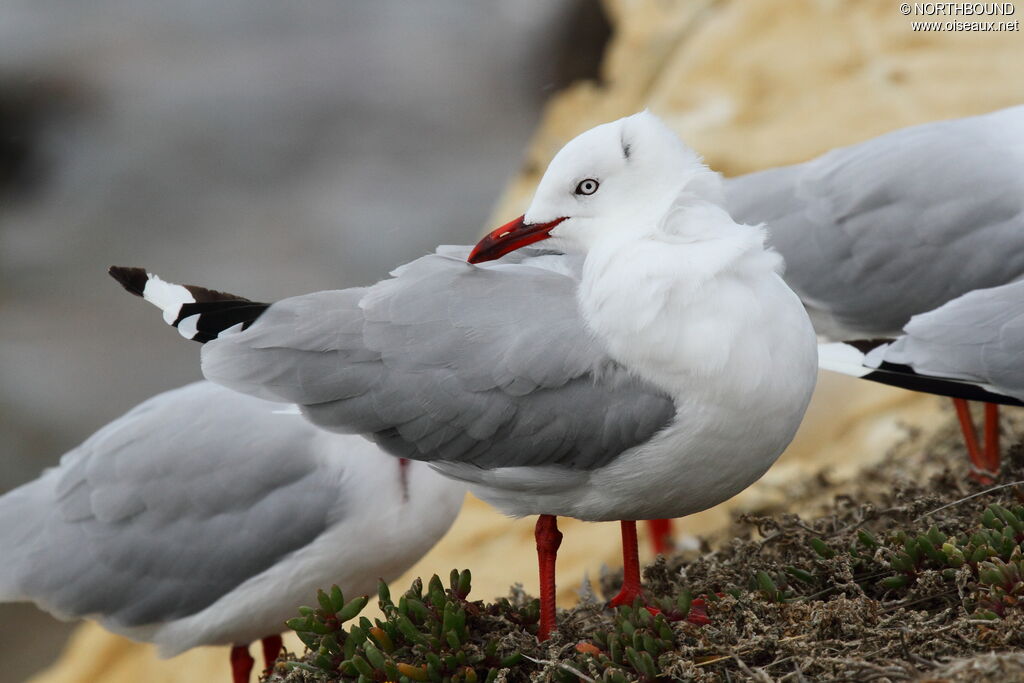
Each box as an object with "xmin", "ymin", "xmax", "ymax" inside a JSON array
[
  {"xmin": 952, "ymin": 398, "xmax": 993, "ymax": 484},
  {"xmin": 261, "ymin": 634, "xmax": 283, "ymax": 670},
  {"xmin": 646, "ymin": 518, "xmax": 673, "ymax": 555},
  {"xmin": 230, "ymin": 644, "xmax": 254, "ymax": 683},
  {"xmin": 984, "ymin": 402, "xmax": 1001, "ymax": 476},
  {"xmin": 535, "ymin": 514, "xmax": 562, "ymax": 641},
  {"xmin": 608, "ymin": 520, "xmax": 643, "ymax": 608}
]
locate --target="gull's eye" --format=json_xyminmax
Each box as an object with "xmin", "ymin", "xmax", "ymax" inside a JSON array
[{"xmin": 574, "ymin": 179, "xmax": 599, "ymax": 196}]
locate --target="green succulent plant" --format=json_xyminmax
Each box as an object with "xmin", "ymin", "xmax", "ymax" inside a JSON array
[
  {"xmin": 286, "ymin": 570, "xmax": 529, "ymax": 682},
  {"xmin": 279, "ymin": 497, "xmax": 1024, "ymax": 681},
  {"xmin": 564, "ymin": 593, "xmax": 711, "ymax": 683}
]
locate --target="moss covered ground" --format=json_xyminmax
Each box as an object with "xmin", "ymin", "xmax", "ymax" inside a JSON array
[{"xmin": 268, "ymin": 413, "xmax": 1024, "ymax": 682}]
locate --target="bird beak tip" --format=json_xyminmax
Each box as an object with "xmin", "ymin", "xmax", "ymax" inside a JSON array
[{"xmin": 467, "ymin": 215, "xmax": 564, "ymax": 264}]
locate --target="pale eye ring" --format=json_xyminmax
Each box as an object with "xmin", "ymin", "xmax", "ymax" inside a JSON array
[{"xmin": 574, "ymin": 179, "xmax": 599, "ymax": 196}]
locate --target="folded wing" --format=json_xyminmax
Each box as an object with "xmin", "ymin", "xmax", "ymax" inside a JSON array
[
  {"xmin": 1, "ymin": 382, "xmax": 343, "ymax": 628},
  {"xmin": 200, "ymin": 250, "xmax": 676, "ymax": 471}
]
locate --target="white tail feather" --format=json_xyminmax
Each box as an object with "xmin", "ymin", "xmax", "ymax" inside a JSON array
[{"xmin": 816, "ymin": 342, "xmax": 876, "ymax": 378}]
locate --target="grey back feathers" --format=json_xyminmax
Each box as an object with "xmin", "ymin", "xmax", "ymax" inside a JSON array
[
  {"xmin": 725, "ymin": 105, "xmax": 1024, "ymax": 339},
  {"xmin": 200, "ymin": 248, "xmax": 676, "ymax": 470},
  {"xmin": 728, "ymin": 105, "xmax": 1024, "ymax": 405},
  {"xmin": 867, "ymin": 281, "xmax": 1024, "ymax": 403},
  {"xmin": 0, "ymin": 382, "xmax": 343, "ymax": 628}
]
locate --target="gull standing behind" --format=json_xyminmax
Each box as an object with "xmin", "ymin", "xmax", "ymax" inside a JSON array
[
  {"xmin": 725, "ymin": 105, "xmax": 1024, "ymax": 482},
  {"xmin": 0, "ymin": 381, "xmax": 466, "ymax": 682}
]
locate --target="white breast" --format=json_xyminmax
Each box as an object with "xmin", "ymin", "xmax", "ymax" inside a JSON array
[{"xmin": 467, "ymin": 222, "xmax": 818, "ymax": 521}]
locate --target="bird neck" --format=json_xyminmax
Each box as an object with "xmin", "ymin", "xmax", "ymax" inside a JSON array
[{"xmin": 577, "ymin": 219, "xmax": 785, "ymax": 398}]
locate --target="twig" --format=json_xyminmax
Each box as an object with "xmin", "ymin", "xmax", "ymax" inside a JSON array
[
  {"xmin": 793, "ymin": 521, "xmax": 826, "ymax": 537},
  {"xmin": 695, "ymin": 654, "xmax": 731, "ymax": 668},
  {"xmin": 811, "ymin": 656, "xmax": 913, "ymax": 680},
  {"xmin": 521, "ymin": 654, "xmax": 596, "ymax": 682},
  {"xmin": 762, "ymin": 655, "xmax": 794, "ymax": 671},
  {"xmin": 798, "ymin": 571, "xmax": 891, "ymax": 602},
  {"xmin": 694, "ymin": 635, "xmax": 808, "ymax": 669},
  {"xmin": 733, "ymin": 652, "xmax": 776, "ymax": 682},
  {"xmin": 753, "ymin": 531, "xmax": 782, "ymax": 555},
  {"xmin": 882, "ymin": 588, "xmax": 960, "ymax": 613},
  {"xmin": 919, "ymin": 480, "xmax": 1024, "ymax": 519}
]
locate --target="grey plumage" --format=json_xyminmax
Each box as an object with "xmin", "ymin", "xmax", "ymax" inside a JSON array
[
  {"xmin": 725, "ymin": 105, "xmax": 1024, "ymax": 340},
  {"xmin": 200, "ymin": 248, "xmax": 676, "ymax": 471},
  {"xmin": 1, "ymin": 382, "xmax": 343, "ymax": 629},
  {"xmin": 867, "ymin": 280, "xmax": 1024, "ymax": 401}
]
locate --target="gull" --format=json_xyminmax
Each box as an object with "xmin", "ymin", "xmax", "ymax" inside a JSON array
[
  {"xmin": 0, "ymin": 381, "xmax": 465, "ymax": 683},
  {"xmin": 817, "ymin": 281, "xmax": 1024, "ymax": 464},
  {"xmin": 110, "ymin": 111, "xmax": 819, "ymax": 640},
  {"xmin": 725, "ymin": 105, "xmax": 1024, "ymax": 481}
]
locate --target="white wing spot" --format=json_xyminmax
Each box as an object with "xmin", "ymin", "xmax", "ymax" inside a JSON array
[
  {"xmin": 176, "ymin": 314, "xmax": 201, "ymax": 340},
  {"xmin": 142, "ymin": 274, "xmax": 196, "ymax": 324}
]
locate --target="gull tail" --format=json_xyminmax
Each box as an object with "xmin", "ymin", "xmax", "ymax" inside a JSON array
[
  {"xmin": 819, "ymin": 341, "xmax": 1024, "ymax": 408},
  {"xmin": 109, "ymin": 266, "xmax": 269, "ymax": 343}
]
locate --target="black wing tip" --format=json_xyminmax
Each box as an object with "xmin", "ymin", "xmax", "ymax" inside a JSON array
[
  {"xmin": 864, "ymin": 362, "xmax": 1024, "ymax": 408},
  {"xmin": 109, "ymin": 266, "xmax": 148, "ymax": 297}
]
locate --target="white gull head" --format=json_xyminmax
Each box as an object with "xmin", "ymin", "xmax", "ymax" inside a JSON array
[
  {"xmin": 468, "ymin": 111, "xmax": 725, "ymax": 263},
  {"xmin": 527, "ymin": 110, "xmax": 724, "ymax": 251}
]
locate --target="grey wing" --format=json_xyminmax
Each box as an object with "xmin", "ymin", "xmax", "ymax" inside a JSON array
[
  {"xmin": 2, "ymin": 381, "xmax": 343, "ymax": 628},
  {"xmin": 201, "ymin": 251, "xmax": 676, "ymax": 471},
  {"xmin": 868, "ymin": 281, "xmax": 1024, "ymax": 401},
  {"xmin": 725, "ymin": 106, "xmax": 1024, "ymax": 338}
]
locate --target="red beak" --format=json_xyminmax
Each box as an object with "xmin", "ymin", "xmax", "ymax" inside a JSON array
[{"xmin": 467, "ymin": 215, "xmax": 566, "ymax": 264}]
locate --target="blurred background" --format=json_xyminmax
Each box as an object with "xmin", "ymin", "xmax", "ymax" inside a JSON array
[
  {"xmin": 0, "ymin": 1, "xmax": 608, "ymax": 679},
  {"xmin": 1, "ymin": 0, "xmax": 1021, "ymax": 681}
]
